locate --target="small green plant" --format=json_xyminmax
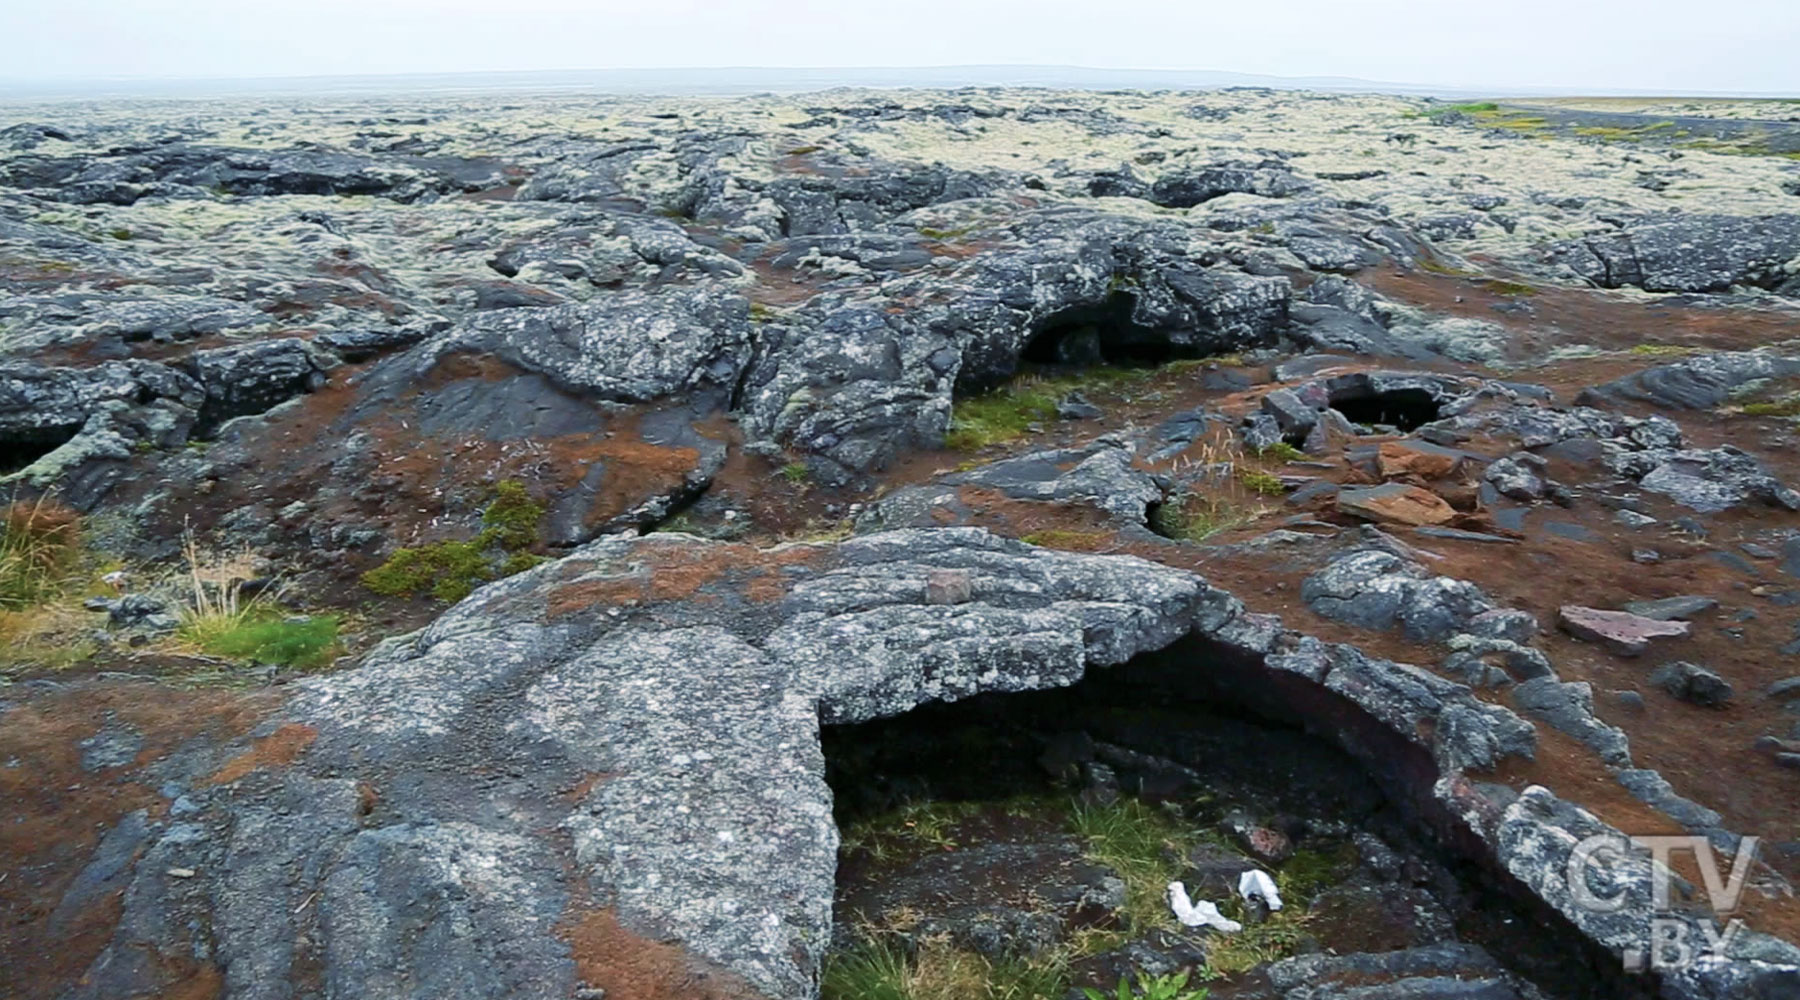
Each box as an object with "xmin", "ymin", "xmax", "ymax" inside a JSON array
[
  {"xmin": 782, "ymin": 461, "xmax": 810, "ymax": 484},
  {"xmin": 1084, "ymin": 970, "xmax": 1209, "ymax": 1000},
  {"xmin": 783, "ymin": 144, "xmax": 824, "ymax": 156},
  {"xmin": 748, "ymin": 302, "xmax": 777, "ymax": 323},
  {"xmin": 362, "ymin": 480, "xmax": 545, "ymax": 602},
  {"xmin": 0, "ymin": 499, "xmax": 82, "ymax": 609},
  {"xmin": 108, "ymin": 228, "xmax": 133, "ymax": 240},
  {"xmin": 1238, "ymin": 469, "xmax": 1286, "ymax": 497}
]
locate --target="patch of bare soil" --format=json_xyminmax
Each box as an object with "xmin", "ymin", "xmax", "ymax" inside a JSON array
[{"xmin": 0, "ymin": 682, "xmax": 281, "ymax": 1000}]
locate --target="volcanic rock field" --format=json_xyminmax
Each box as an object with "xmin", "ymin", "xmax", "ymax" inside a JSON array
[{"xmin": 4, "ymin": 87, "xmax": 1800, "ymax": 1000}]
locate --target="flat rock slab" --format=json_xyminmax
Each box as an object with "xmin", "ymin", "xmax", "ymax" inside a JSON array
[
  {"xmin": 1337, "ymin": 483, "xmax": 1456, "ymax": 526},
  {"xmin": 1413, "ymin": 526, "xmax": 1518, "ymax": 545},
  {"xmin": 1620, "ymin": 595, "xmax": 1719, "ymax": 621},
  {"xmin": 1559, "ymin": 605, "xmax": 1690, "ymax": 657}
]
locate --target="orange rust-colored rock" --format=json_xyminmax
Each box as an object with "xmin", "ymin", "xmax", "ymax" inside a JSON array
[
  {"xmin": 206, "ymin": 723, "xmax": 318, "ymax": 786},
  {"xmin": 562, "ymin": 909, "xmax": 769, "ymax": 1000},
  {"xmin": 1336, "ymin": 483, "xmax": 1457, "ymax": 526},
  {"xmin": 1377, "ymin": 440, "xmax": 1464, "ymax": 480}
]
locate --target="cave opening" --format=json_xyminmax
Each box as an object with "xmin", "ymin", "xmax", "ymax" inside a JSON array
[
  {"xmin": 0, "ymin": 425, "xmax": 82, "ymax": 476},
  {"xmin": 1019, "ymin": 291, "xmax": 1188, "ymax": 371},
  {"xmin": 820, "ymin": 638, "xmax": 1622, "ymax": 998},
  {"xmin": 1328, "ymin": 387, "xmax": 1442, "ymax": 432}
]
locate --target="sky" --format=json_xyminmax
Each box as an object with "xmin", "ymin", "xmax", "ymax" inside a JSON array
[{"xmin": 4, "ymin": 0, "xmax": 1798, "ymax": 94}]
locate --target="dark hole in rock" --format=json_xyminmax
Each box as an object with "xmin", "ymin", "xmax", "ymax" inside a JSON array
[
  {"xmin": 821, "ymin": 640, "xmax": 1621, "ymax": 996},
  {"xmin": 0, "ymin": 424, "xmax": 81, "ymax": 475},
  {"xmin": 1329, "ymin": 387, "xmax": 1442, "ymax": 431},
  {"xmin": 1020, "ymin": 292, "xmax": 1193, "ymax": 370}
]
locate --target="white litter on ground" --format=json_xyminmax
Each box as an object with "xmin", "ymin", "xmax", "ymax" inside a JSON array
[
  {"xmin": 1166, "ymin": 880, "xmax": 1243, "ymax": 933},
  {"xmin": 1237, "ymin": 869, "xmax": 1283, "ymax": 911}
]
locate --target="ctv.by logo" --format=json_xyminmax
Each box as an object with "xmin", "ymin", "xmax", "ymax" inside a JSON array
[{"xmin": 1567, "ymin": 834, "xmax": 1760, "ymax": 972}]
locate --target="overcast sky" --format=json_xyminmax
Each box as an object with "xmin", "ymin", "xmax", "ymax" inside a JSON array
[{"xmin": 5, "ymin": 0, "xmax": 1797, "ymax": 94}]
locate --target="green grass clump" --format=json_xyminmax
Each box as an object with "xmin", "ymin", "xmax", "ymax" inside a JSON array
[
  {"xmin": 840, "ymin": 799, "xmax": 988, "ymax": 861},
  {"xmin": 1416, "ymin": 257, "xmax": 1482, "ymax": 279},
  {"xmin": 1253, "ymin": 441, "xmax": 1305, "ymax": 461},
  {"xmin": 1741, "ymin": 397, "xmax": 1800, "ymax": 417},
  {"xmin": 783, "ymin": 145, "xmax": 824, "ymax": 156},
  {"xmin": 1070, "ymin": 797, "xmax": 1192, "ymax": 937},
  {"xmin": 362, "ymin": 480, "xmax": 545, "ymax": 602},
  {"xmin": 945, "ymin": 384, "xmax": 1062, "ymax": 451},
  {"xmin": 361, "ymin": 539, "xmax": 492, "ymax": 602},
  {"xmin": 1627, "ymin": 343, "xmax": 1700, "ymax": 357},
  {"xmin": 822, "ymin": 936, "xmax": 1071, "ymax": 1000},
  {"xmin": 782, "ymin": 461, "xmax": 810, "ymax": 484},
  {"xmin": 0, "ymin": 499, "xmax": 82, "ymax": 609},
  {"xmin": 1237, "ymin": 470, "xmax": 1286, "ymax": 497},
  {"xmin": 917, "ymin": 224, "xmax": 978, "ymax": 240},
  {"xmin": 188, "ymin": 614, "xmax": 340, "ymax": 670},
  {"xmin": 1149, "ymin": 491, "xmax": 1262, "ymax": 543},
  {"xmin": 1432, "ymin": 101, "xmax": 1499, "ymax": 116},
  {"xmin": 945, "ymin": 368, "xmax": 1155, "ymax": 451},
  {"xmin": 1481, "ymin": 279, "xmax": 1538, "ymax": 296},
  {"xmin": 481, "ymin": 479, "xmax": 545, "ymax": 550},
  {"xmin": 822, "ymin": 938, "xmax": 911, "ymax": 1000}
]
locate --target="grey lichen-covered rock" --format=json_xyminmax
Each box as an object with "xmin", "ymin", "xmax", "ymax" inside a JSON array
[
  {"xmin": 857, "ymin": 440, "xmax": 1164, "ymax": 531},
  {"xmin": 1511, "ymin": 678, "xmax": 1634, "ymax": 766},
  {"xmin": 1493, "ymin": 786, "xmax": 1800, "ymax": 996},
  {"xmin": 184, "ymin": 338, "xmax": 332, "ymax": 431},
  {"xmin": 736, "ymin": 208, "xmax": 1291, "ymax": 480},
  {"xmin": 60, "ymin": 525, "xmax": 1591, "ymax": 1000},
  {"xmin": 416, "ymin": 285, "xmax": 755, "ymax": 403},
  {"xmin": 1300, "ymin": 548, "xmax": 1522, "ymax": 642},
  {"xmin": 1547, "ymin": 215, "xmax": 1800, "ymax": 293},
  {"xmin": 1578, "ymin": 351, "xmax": 1800, "ymax": 411}
]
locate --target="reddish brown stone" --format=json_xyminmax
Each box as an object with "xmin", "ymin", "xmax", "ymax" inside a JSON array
[
  {"xmin": 1558, "ymin": 605, "xmax": 1690, "ymax": 657},
  {"xmin": 1336, "ymin": 483, "xmax": 1457, "ymax": 526}
]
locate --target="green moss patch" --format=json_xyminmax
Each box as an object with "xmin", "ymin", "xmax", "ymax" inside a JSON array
[{"xmin": 362, "ymin": 480, "xmax": 546, "ymax": 602}]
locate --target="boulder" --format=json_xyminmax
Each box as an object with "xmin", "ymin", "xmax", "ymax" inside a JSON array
[{"xmin": 1650, "ymin": 661, "xmax": 1734, "ymax": 707}]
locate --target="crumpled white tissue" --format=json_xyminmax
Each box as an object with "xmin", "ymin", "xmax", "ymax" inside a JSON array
[
  {"xmin": 1237, "ymin": 869, "xmax": 1283, "ymax": 911},
  {"xmin": 1166, "ymin": 880, "xmax": 1242, "ymax": 932}
]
